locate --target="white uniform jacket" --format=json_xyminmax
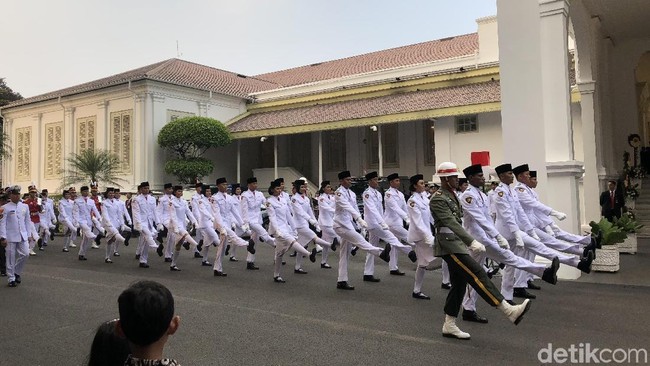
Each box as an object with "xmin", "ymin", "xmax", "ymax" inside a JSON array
[
  {"xmin": 406, "ymin": 192, "xmax": 434, "ymax": 243},
  {"xmin": 362, "ymin": 187, "xmax": 386, "ymax": 229},
  {"xmin": 291, "ymin": 193, "xmax": 316, "ymax": 229},
  {"xmin": 514, "ymin": 182, "xmax": 553, "ymax": 229},
  {"xmin": 73, "ymin": 196, "xmax": 101, "ymax": 226},
  {"xmin": 384, "ymin": 187, "xmax": 408, "ymax": 227},
  {"xmin": 317, "ymin": 194, "xmax": 335, "ymax": 227},
  {"xmin": 266, "ymin": 195, "xmax": 293, "ymax": 237},
  {"xmin": 333, "ymin": 186, "xmax": 361, "ymax": 230},
  {"xmin": 460, "ymin": 186, "xmax": 499, "ymax": 243},
  {"xmin": 242, "ymin": 190, "xmax": 265, "ymax": 225},
  {"xmin": 0, "ymin": 201, "xmax": 32, "ymax": 242},
  {"xmin": 494, "ymin": 182, "xmax": 534, "ymax": 240}
]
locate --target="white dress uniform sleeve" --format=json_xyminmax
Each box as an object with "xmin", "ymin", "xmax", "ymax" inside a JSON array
[
  {"xmin": 0, "ymin": 206, "xmax": 6, "ymax": 239},
  {"xmin": 386, "ymin": 191, "xmax": 408, "ymax": 221},
  {"xmin": 131, "ymin": 198, "xmax": 142, "ymax": 230},
  {"xmin": 266, "ymin": 200, "xmax": 280, "ymax": 235},
  {"xmin": 407, "ymin": 198, "xmax": 430, "ymax": 239},
  {"xmin": 319, "ymin": 197, "xmax": 335, "ymax": 214},
  {"xmin": 101, "ymin": 202, "xmax": 114, "ymax": 228},
  {"xmin": 228, "ymin": 196, "xmax": 245, "ymax": 227},
  {"xmin": 513, "ymin": 197, "xmax": 535, "ymax": 232},
  {"xmin": 363, "ymin": 190, "xmax": 385, "ymax": 226},
  {"xmin": 155, "ymin": 197, "xmax": 165, "ymax": 224},
  {"xmin": 209, "ymin": 199, "xmax": 225, "ymax": 230},
  {"xmin": 72, "ymin": 201, "xmax": 81, "ymax": 227},
  {"xmin": 515, "ymin": 186, "xmax": 553, "ymax": 216},
  {"xmin": 494, "ymin": 188, "xmax": 521, "ymax": 234},
  {"xmin": 190, "ymin": 198, "xmax": 202, "ymax": 223},
  {"xmin": 121, "ymin": 202, "xmax": 132, "ymax": 225},
  {"xmin": 460, "ymin": 190, "xmax": 499, "ymax": 238},
  {"xmin": 292, "ymin": 195, "xmax": 312, "ymax": 223},
  {"xmin": 240, "ymin": 196, "xmax": 249, "ymax": 225},
  {"xmin": 184, "ymin": 202, "xmax": 198, "ymax": 226},
  {"xmin": 336, "ymin": 189, "xmax": 361, "ymax": 219},
  {"xmin": 168, "ymin": 200, "xmax": 180, "ymax": 233}
]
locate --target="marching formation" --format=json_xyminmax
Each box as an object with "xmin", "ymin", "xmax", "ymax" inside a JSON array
[{"xmin": 0, "ymin": 161, "xmax": 599, "ymax": 340}]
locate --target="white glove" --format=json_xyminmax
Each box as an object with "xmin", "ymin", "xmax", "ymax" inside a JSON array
[
  {"xmin": 360, "ymin": 228, "xmax": 368, "ymax": 239},
  {"xmin": 120, "ymin": 224, "xmax": 132, "ymax": 232},
  {"xmin": 469, "ymin": 240, "xmax": 486, "ymax": 253},
  {"xmin": 381, "ymin": 223, "xmax": 389, "ymax": 230},
  {"xmin": 242, "ymin": 223, "xmax": 250, "ymax": 232},
  {"xmin": 529, "ymin": 230, "xmax": 540, "ymax": 241},
  {"xmin": 544, "ymin": 225, "xmax": 556, "ymax": 237},
  {"xmin": 404, "ymin": 218, "xmax": 410, "ymax": 227},
  {"xmin": 157, "ymin": 223, "xmax": 164, "ymax": 231},
  {"xmin": 231, "ymin": 222, "xmax": 237, "ymax": 230},
  {"xmin": 424, "ymin": 236, "xmax": 435, "ymax": 247},
  {"xmin": 356, "ymin": 217, "xmax": 368, "ymax": 229},
  {"xmin": 495, "ymin": 234, "xmax": 509, "ymax": 249},
  {"xmin": 515, "ymin": 231, "xmax": 525, "ymax": 247},
  {"xmin": 550, "ymin": 222, "xmax": 561, "ymax": 233},
  {"xmin": 308, "ymin": 218, "xmax": 318, "ymax": 227},
  {"xmin": 550, "ymin": 210, "xmax": 567, "ymax": 221},
  {"xmin": 217, "ymin": 226, "xmax": 225, "ymax": 233},
  {"xmin": 314, "ymin": 225, "xmax": 322, "ymax": 233}
]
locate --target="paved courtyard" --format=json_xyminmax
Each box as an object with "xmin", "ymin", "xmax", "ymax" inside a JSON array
[{"xmin": 1, "ymin": 237, "xmax": 648, "ymax": 365}]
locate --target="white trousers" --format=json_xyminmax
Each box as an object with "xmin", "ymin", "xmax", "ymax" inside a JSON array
[
  {"xmin": 334, "ymin": 226, "xmax": 382, "ymax": 282},
  {"xmin": 246, "ymin": 223, "xmax": 276, "ymax": 264},
  {"xmin": 388, "ymin": 225, "xmax": 409, "ymax": 271},
  {"xmin": 5, "ymin": 241, "xmax": 29, "ymax": 283}
]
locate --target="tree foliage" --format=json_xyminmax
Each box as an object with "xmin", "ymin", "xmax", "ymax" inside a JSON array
[
  {"xmin": 0, "ymin": 78, "xmax": 23, "ymax": 160},
  {"xmin": 158, "ymin": 116, "xmax": 232, "ymax": 159},
  {"xmin": 60, "ymin": 149, "xmax": 127, "ymax": 189},
  {"xmin": 165, "ymin": 158, "xmax": 213, "ymax": 184},
  {"xmin": 158, "ymin": 116, "xmax": 232, "ymax": 182}
]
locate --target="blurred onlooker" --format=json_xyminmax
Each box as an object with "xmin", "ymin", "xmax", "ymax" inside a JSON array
[
  {"xmin": 116, "ymin": 280, "xmax": 181, "ymax": 366},
  {"xmin": 86, "ymin": 319, "xmax": 131, "ymax": 366}
]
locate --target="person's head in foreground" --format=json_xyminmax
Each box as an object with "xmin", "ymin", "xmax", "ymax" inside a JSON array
[
  {"xmin": 116, "ymin": 281, "xmax": 180, "ymax": 362},
  {"xmin": 87, "ymin": 319, "xmax": 131, "ymax": 366}
]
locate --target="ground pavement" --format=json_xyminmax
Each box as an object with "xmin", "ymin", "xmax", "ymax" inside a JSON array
[{"xmin": 1, "ymin": 237, "xmax": 648, "ymax": 365}]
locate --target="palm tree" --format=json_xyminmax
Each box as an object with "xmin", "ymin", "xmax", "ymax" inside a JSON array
[{"xmin": 60, "ymin": 149, "xmax": 127, "ymax": 189}]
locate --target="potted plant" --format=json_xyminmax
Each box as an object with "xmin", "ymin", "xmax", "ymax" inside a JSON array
[
  {"xmin": 614, "ymin": 212, "xmax": 643, "ymax": 254},
  {"xmin": 589, "ymin": 218, "xmax": 627, "ymax": 272},
  {"xmin": 624, "ymin": 183, "xmax": 640, "ymax": 209}
]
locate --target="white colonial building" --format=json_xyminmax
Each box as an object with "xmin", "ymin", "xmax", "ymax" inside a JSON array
[{"xmin": 2, "ymin": 0, "xmax": 650, "ymax": 253}]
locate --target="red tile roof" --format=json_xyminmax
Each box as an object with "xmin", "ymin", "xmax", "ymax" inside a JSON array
[
  {"xmin": 3, "ymin": 59, "xmax": 280, "ymax": 109},
  {"xmin": 254, "ymin": 33, "xmax": 479, "ymax": 87},
  {"xmin": 228, "ymin": 80, "xmax": 500, "ymax": 134}
]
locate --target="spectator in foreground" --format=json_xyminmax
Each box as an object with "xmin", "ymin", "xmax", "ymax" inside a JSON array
[
  {"xmin": 116, "ymin": 280, "xmax": 181, "ymax": 366},
  {"xmin": 87, "ymin": 319, "xmax": 131, "ymax": 366}
]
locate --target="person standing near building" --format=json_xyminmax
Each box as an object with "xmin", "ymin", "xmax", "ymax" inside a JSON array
[
  {"xmin": 429, "ymin": 162, "xmax": 532, "ymax": 340},
  {"xmin": 0, "ymin": 193, "xmax": 7, "ymax": 277},
  {"xmin": 0, "ymin": 186, "xmax": 32, "ymax": 287},
  {"xmin": 600, "ymin": 180, "xmax": 624, "ymax": 222},
  {"xmin": 362, "ymin": 171, "xmax": 415, "ymax": 283},
  {"xmin": 241, "ymin": 177, "xmax": 276, "ymax": 271},
  {"xmin": 73, "ymin": 185, "xmax": 100, "ymax": 261},
  {"xmin": 334, "ymin": 170, "xmax": 390, "ymax": 290},
  {"xmin": 407, "ymin": 174, "xmax": 438, "ymax": 300},
  {"xmin": 317, "ymin": 181, "xmax": 339, "ymax": 269}
]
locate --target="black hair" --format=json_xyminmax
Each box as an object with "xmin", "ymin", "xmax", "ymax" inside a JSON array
[
  {"xmin": 86, "ymin": 320, "xmax": 131, "ymax": 366},
  {"xmin": 117, "ymin": 281, "xmax": 174, "ymax": 347},
  {"xmin": 608, "ymin": 180, "xmax": 617, "ymax": 185}
]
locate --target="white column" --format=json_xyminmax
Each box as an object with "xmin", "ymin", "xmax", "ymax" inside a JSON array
[
  {"xmin": 97, "ymin": 101, "xmax": 108, "ymax": 150},
  {"xmin": 318, "ymin": 131, "xmax": 323, "ymax": 184},
  {"xmin": 134, "ymin": 94, "xmax": 145, "ymax": 188},
  {"xmin": 237, "ymin": 139, "xmax": 241, "ymax": 183},
  {"xmin": 3, "ymin": 118, "xmax": 12, "ymax": 184},
  {"xmin": 198, "ymin": 102, "xmax": 208, "ymax": 117},
  {"xmin": 578, "ymin": 80, "xmax": 601, "ymax": 225},
  {"xmin": 377, "ymin": 125, "xmax": 383, "ymax": 176},
  {"xmin": 274, "ymin": 136, "xmax": 278, "ymax": 179},
  {"xmin": 63, "ymin": 107, "xmax": 75, "ymax": 182},
  {"xmin": 34, "ymin": 113, "xmax": 43, "ymax": 187}
]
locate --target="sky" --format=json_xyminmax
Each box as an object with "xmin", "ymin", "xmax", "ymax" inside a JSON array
[{"xmin": 2, "ymin": 0, "xmax": 496, "ymax": 98}]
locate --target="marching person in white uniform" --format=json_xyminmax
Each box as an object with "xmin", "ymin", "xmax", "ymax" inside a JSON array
[
  {"xmin": 242, "ymin": 177, "xmax": 276, "ymax": 271},
  {"xmin": 266, "ymin": 180, "xmax": 314, "ymax": 283},
  {"xmin": 167, "ymin": 185, "xmax": 200, "ymax": 271},
  {"xmin": 58, "ymin": 189, "xmax": 77, "ymax": 252},
  {"xmin": 73, "ymin": 185, "xmax": 100, "ymax": 261},
  {"xmin": 100, "ymin": 188, "xmax": 126, "ymax": 264},
  {"xmin": 362, "ymin": 171, "xmax": 415, "ymax": 283},
  {"xmin": 383, "ymin": 173, "xmax": 412, "ymax": 276},
  {"xmin": 333, "ymin": 170, "xmax": 390, "ymax": 290},
  {"xmin": 317, "ymin": 181, "xmax": 340, "ymax": 269},
  {"xmin": 0, "ymin": 186, "xmax": 32, "ymax": 287},
  {"xmin": 459, "ymin": 164, "xmax": 559, "ymax": 322},
  {"xmin": 407, "ymin": 174, "xmax": 438, "ymax": 300},
  {"xmin": 156, "ymin": 183, "xmax": 175, "ymax": 261},
  {"xmin": 112, "ymin": 188, "xmax": 132, "ymax": 256},
  {"xmin": 191, "ymin": 185, "xmax": 221, "ymax": 268},
  {"xmin": 493, "ymin": 164, "xmax": 593, "ymax": 301},
  {"xmin": 132, "ymin": 181, "xmax": 161, "ymax": 268},
  {"xmin": 39, "ymin": 189, "xmax": 57, "ymax": 249},
  {"xmin": 291, "ymin": 179, "xmax": 334, "ymax": 274}
]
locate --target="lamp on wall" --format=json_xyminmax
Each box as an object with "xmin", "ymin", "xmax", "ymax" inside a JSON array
[
  {"xmin": 260, "ymin": 136, "xmax": 268, "ymax": 142},
  {"xmin": 369, "ymin": 125, "xmax": 378, "ymax": 132}
]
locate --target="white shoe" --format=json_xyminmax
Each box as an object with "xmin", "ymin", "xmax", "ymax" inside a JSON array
[
  {"xmin": 442, "ymin": 315, "xmax": 470, "ymax": 340},
  {"xmin": 316, "ymin": 244, "xmax": 323, "ymax": 253},
  {"xmin": 69, "ymin": 243, "xmax": 77, "ymax": 248},
  {"xmin": 91, "ymin": 243, "xmax": 100, "ymax": 249},
  {"xmin": 498, "ymin": 299, "xmax": 532, "ymax": 325},
  {"xmin": 29, "ymin": 249, "xmax": 37, "ymax": 256}
]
